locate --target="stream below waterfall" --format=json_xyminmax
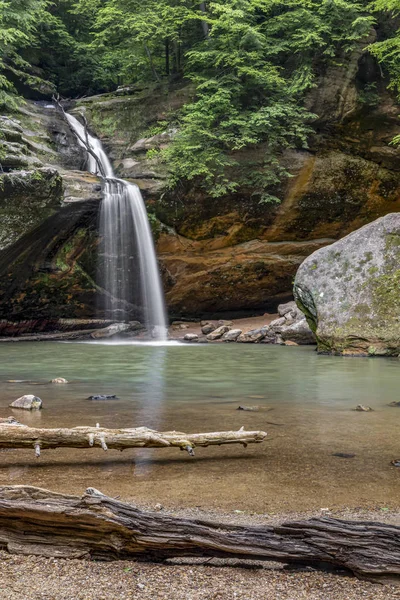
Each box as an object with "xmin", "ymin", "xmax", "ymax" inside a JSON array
[{"xmin": 0, "ymin": 342, "xmax": 399, "ymax": 513}]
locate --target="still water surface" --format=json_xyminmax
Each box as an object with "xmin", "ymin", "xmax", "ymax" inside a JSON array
[{"xmin": 0, "ymin": 342, "xmax": 399, "ymax": 512}]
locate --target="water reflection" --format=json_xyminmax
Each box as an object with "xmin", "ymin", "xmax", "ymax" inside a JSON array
[
  {"xmin": 132, "ymin": 346, "xmax": 167, "ymax": 477},
  {"xmin": 0, "ymin": 343, "xmax": 399, "ymax": 511}
]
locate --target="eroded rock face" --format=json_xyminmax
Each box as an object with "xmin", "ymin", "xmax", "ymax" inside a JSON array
[
  {"xmin": 3, "ymin": 40, "xmax": 400, "ymax": 325},
  {"xmin": 294, "ymin": 213, "xmax": 400, "ymax": 355}
]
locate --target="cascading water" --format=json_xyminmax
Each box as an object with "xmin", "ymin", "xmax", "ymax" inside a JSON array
[{"xmin": 65, "ymin": 113, "xmax": 168, "ymax": 340}]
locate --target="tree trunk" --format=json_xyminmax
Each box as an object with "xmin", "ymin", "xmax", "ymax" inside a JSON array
[
  {"xmin": 0, "ymin": 486, "xmax": 399, "ymax": 581},
  {"xmin": 0, "ymin": 421, "xmax": 267, "ymax": 457},
  {"xmin": 144, "ymin": 43, "xmax": 160, "ymax": 82},
  {"xmin": 165, "ymin": 38, "xmax": 170, "ymax": 76},
  {"xmin": 199, "ymin": 2, "xmax": 210, "ymax": 38}
]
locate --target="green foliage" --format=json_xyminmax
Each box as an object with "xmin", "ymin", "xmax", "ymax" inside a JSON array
[
  {"xmin": 162, "ymin": 0, "xmax": 373, "ymax": 199},
  {"xmin": 0, "ymin": 0, "xmax": 50, "ymax": 108},
  {"xmin": 369, "ymin": 0, "xmax": 400, "ymax": 95},
  {"xmin": 2, "ymin": 0, "xmax": 396, "ymax": 200}
]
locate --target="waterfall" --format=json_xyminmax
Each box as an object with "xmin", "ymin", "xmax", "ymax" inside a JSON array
[{"xmin": 65, "ymin": 113, "xmax": 168, "ymax": 341}]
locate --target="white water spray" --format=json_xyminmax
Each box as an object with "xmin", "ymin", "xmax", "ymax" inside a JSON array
[{"xmin": 65, "ymin": 113, "xmax": 168, "ymax": 340}]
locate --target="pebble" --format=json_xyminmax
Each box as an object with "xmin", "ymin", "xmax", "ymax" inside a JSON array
[{"xmin": 0, "ymin": 550, "xmax": 396, "ymax": 599}]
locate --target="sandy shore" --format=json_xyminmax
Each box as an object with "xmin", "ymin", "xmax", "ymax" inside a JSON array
[{"xmin": 1, "ymin": 552, "xmax": 399, "ymax": 600}]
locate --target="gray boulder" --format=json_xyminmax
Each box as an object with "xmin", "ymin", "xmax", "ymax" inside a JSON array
[
  {"xmin": 183, "ymin": 333, "xmax": 199, "ymax": 342},
  {"xmin": 10, "ymin": 395, "xmax": 42, "ymax": 410},
  {"xmin": 294, "ymin": 213, "xmax": 400, "ymax": 355},
  {"xmin": 278, "ymin": 301, "xmax": 297, "ymax": 317},
  {"xmin": 280, "ymin": 319, "xmax": 315, "ymax": 345},
  {"xmin": 237, "ymin": 327, "xmax": 267, "ymax": 343},
  {"xmin": 201, "ymin": 322, "xmax": 216, "ymax": 335},
  {"xmin": 269, "ymin": 317, "xmax": 287, "ymax": 332},
  {"xmin": 223, "ymin": 329, "xmax": 242, "ymax": 342},
  {"xmin": 207, "ymin": 325, "xmax": 230, "ymax": 340}
]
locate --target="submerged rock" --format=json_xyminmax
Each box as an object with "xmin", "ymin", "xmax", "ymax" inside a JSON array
[
  {"xmin": 10, "ymin": 395, "xmax": 42, "ymax": 410},
  {"xmin": 50, "ymin": 377, "xmax": 68, "ymax": 384},
  {"xmin": 88, "ymin": 395, "xmax": 119, "ymax": 400},
  {"xmin": 294, "ymin": 213, "xmax": 400, "ymax": 356},
  {"xmin": 354, "ymin": 404, "xmax": 374, "ymax": 412}
]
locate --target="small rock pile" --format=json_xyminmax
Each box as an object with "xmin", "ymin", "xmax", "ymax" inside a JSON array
[{"xmin": 183, "ymin": 303, "xmax": 315, "ymax": 345}]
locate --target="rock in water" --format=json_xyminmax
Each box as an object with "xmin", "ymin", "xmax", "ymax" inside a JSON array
[
  {"xmin": 9, "ymin": 395, "xmax": 42, "ymax": 410},
  {"xmin": 87, "ymin": 395, "xmax": 119, "ymax": 400},
  {"xmin": 51, "ymin": 378, "xmax": 68, "ymax": 384},
  {"xmin": 280, "ymin": 320, "xmax": 315, "ymax": 345},
  {"xmin": 90, "ymin": 323, "xmax": 132, "ymax": 339},
  {"xmin": 294, "ymin": 213, "xmax": 400, "ymax": 356}
]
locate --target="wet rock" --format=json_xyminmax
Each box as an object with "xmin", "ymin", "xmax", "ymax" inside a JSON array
[
  {"xmin": 223, "ymin": 329, "xmax": 242, "ymax": 342},
  {"xmin": 237, "ymin": 405, "xmax": 259, "ymax": 412},
  {"xmin": 237, "ymin": 327, "xmax": 267, "ymax": 343},
  {"xmin": 388, "ymin": 401, "xmax": 400, "ymax": 407},
  {"xmin": 90, "ymin": 323, "xmax": 132, "ymax": 339},
  {"xmin": 207, "ymin": 325, "xmax": 230, "ymax": 340},
  {"xmin": 87, "ymin": 395, "xmax": 119, "ymax": 400},
  {"xmin": 50, "ymin": 378, "xmax": 68, "ymax": 384},
  {"xmin": 201, "ymin": 322, "xmax": 216, "ymax": 335},
  {"xmin": 354, "ymin": 404, "xmax": 374, "ymax": 412},
  {"xmin": 280, "ymin": 319, "xmax": 315, "ymax": 345},
  {"xmin": 294, "ymin": 213, "xmax": 400, "ymax": 356},
  {"xmin": 391, "ymin": 460, "xmax": 400, "ymax": 467},
  {"xmin": 183, "ymin": 333, "xmax": 199, "ymax": 342},
  {"xmin": 9, "ymin": 395, "xmax": 42, "ymax": 410}
]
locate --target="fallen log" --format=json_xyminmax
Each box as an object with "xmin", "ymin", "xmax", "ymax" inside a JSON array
[
  {"xmin": 0, "ymin": 420, "xmax": 267, "ymax": 456},
  {"xmin": 0, "ymin": 485, "xmax": 399, "ymax": 581}
]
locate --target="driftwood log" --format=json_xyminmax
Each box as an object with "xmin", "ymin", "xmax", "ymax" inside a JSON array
[
  {"xmin": 0, "ymin": 419, "xmax": 267, "ymax": 456},
  {"xmin": 0, "ymin": 486, "xmax": 399, "ymax": 581}
]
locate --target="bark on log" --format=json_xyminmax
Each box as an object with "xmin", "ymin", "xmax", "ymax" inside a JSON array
[
  {"xmin": 0, "ymin": 421, "xmax": 267, "ymax": 456},
  {"xmin": 0, "ymin": 486, "xmax": 399, "ymax": 581}
]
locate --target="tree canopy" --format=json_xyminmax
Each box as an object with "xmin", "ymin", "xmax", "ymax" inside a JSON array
[{"xmin": 0, "ymin": 0, "xmax": 398, "ymax": 198}]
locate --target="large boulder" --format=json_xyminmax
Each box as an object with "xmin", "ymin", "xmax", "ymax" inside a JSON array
[
  {"xmin": 294, "ymin": 213, "xmax": 400, "ymax": 356},
  {"xmin": 10, "ymin": 395, "xmax": 42, "ymax": 410}
]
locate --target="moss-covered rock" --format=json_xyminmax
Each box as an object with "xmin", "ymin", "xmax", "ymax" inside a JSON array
[
  {"xmin": 294, "ymin": 213, "xmax": 400, "ymax": 355},
  {"xmin": 0, "ymin": 168, "xmax": 63, "ymax": 250}
]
